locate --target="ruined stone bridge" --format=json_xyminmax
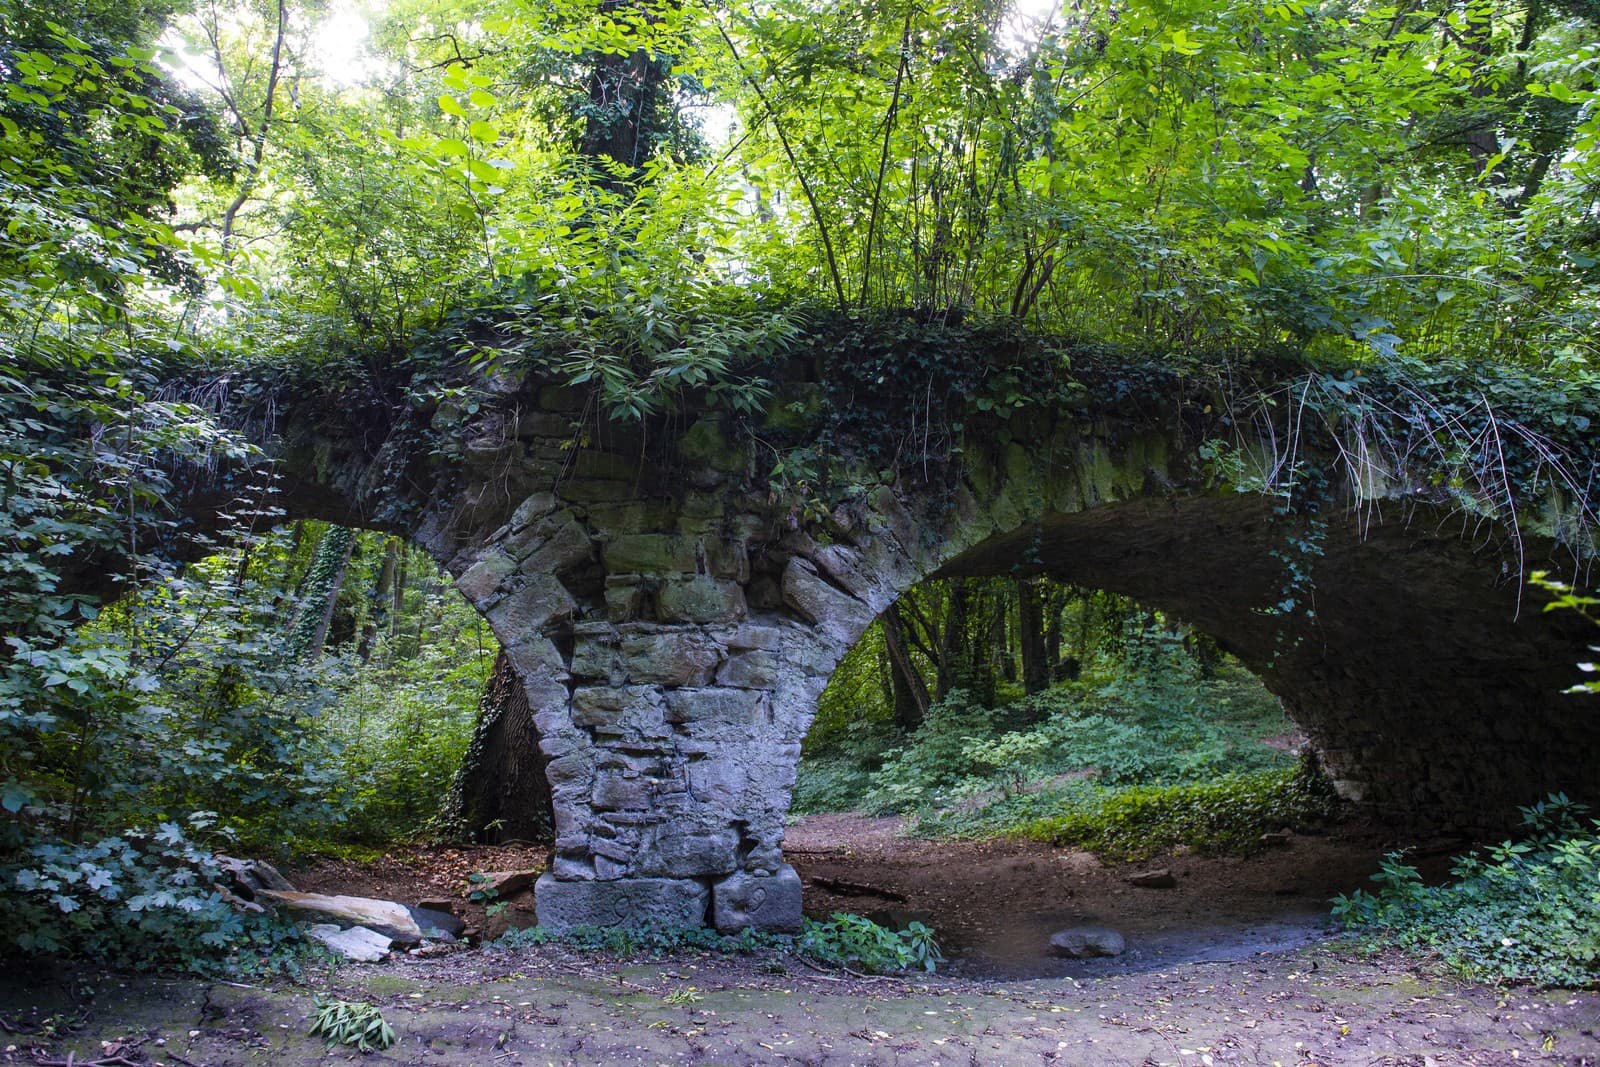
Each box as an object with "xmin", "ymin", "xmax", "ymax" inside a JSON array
[{"xmin": 254, "ymin": 338, "xmax": 1598, "ymax": 935}]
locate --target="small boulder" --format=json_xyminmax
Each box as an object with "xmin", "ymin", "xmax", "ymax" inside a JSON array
[
  {"xmin": 1128, "ymin": 868, "xmax": 1176, "ymax": 889},
  {"xmin": 475, "ymin": 869, "xmax": 541, "ymax": 897},
  {"xmin": 1259, "ymin": 831, "xmax": 1292, "ymax": 847},
  {"xmin": 417, "ymin": 898, "xmax": 457, "ymax": 914},
  {"xmin": 1049, "ymin": 927, "xmax": 1125, "ymax": 959},
  {"xmin": 306, "ymin": 924, "xmax": 393, "ymax": 963}
]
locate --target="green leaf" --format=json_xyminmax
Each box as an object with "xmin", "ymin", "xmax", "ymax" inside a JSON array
[{"xmin": 438, "ymin": 94, "xmax": 467, "ymax": 118}]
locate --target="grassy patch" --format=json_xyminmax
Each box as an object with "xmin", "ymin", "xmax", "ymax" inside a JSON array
[{"xmin": 1013, "ymin": 759, "xmax": 1341, "ymax": 863}]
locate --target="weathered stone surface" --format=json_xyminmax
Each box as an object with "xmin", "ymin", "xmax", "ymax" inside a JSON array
[
  {"xmin": 620, "ymin": 631, "xmax": 722, "ymax": 686},
  {"xmin": 534, "ymin": 873, "xmax": 709, "ymax": 932},
  {"xmin": 636, "ymin": 826, "xmax": 740, "ymax": 878},
  {"xmin": 259, "ymin": 891, "xmax": 424, "ymax": 945},
  {"xmin": 716, "ymin": 650, "xmax": 779, "ymax": 689},
  {"xmin": 605, "ymin": 534, "xmax": 698, "ymax": 575},
  {"xmin": 781, "ymin": 556, "xmax": 874, "ymax": 645},
  {"xmin": 306, "ymin": 923, "xmax": 393, "ymax": 962},
  {"xmin": 456, "ymin": 550, "xmax": 515, "ymax": 603},
  {"xmin": 662, "ymin": 688, "xmax": 765, "ymax": 725},
  {"xmin": 713, "ymin": 865, "xmax": 803, "ymax": 934},
  {"xmin": 1049, "ymin": 927, "xmax": 1126, "ymax": 959},
  {"xmin": 658, "ymin": 577, "xmax": 746, "ymax": 623},
  {"xmin": 486, "ymin": 573, "xmax": 576, "ymax": 635}
]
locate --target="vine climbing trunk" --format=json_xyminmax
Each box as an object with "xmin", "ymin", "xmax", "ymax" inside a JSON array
[{"xmin": 441, "ymin": 650, "xmax": 554, "ymax": 844}]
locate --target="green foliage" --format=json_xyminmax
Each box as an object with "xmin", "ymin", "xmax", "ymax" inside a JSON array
[
  {"xmin": 0, "ymin": 812, "xmax": 303, "ymax": 975},
  {"xmin": 309, "ymin": 997, "xmax": 396, "ymax": 1052},
  {"xmin": 493, "ymin": 922, "xmax": 789, "ymax": 957},
  {"xmin": 797, "ymin": 913, "xmax": 943, "ymax": 974},
  {"xmin": 1019, "ymin": 758, "xmax": 1341, "ymax": 864},
  {"xmin": 1531, "ymin": 571, "xmax": 1600, "ymax": 695},
  {"xmin": 1333, "ymin": 795, "xmax": 1600, "ymax": 988}
]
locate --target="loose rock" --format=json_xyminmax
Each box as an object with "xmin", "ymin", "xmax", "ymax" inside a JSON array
[
  {"xmin": 306, "ymin": 924, "xmax": 393, "ymax": 963},
  {"xmin": 258, "ymin": 890, "xmax": 425, "ymax": 944},
  {"xmin": 1049, "ymin": 927, "xmax": 1126, "ymax": 959},
  {"xmin": 1128, "ymin": 868, "xmax": 1176, "ymax": 889}
]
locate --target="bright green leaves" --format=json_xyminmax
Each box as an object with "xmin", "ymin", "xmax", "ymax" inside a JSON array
[{"xmin": 437, "ymin": 92, "xmax": 467, "ymax": 117}]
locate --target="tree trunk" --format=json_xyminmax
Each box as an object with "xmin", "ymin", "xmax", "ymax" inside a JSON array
[
  {"xmin": 357, "ymin": 537, "xmax": 398, "ymax": 663},
  {"xmin": 880, "ymin": 607, "xmax": 930, "ymax": 729},
  {"xmin": 1017, "ymin": 577, "xmax": 1049, "ymax": 696},
  {"xmin": 441, "ymin": 651, "xmax": 555, "ymax": 843},
  {"xmin": 303, "ymin": 527, "xmax": 355, "ymax": 664}
]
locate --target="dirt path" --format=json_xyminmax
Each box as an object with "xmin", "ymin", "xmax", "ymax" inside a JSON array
[{"xmin": 4, "ymin": 944, "xmax": 1597, "ymax": 1066}]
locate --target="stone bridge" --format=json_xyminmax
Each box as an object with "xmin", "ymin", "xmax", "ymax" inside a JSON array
[{"xmin": 255, "ymin": 340, "xmax": 1598, "ymax": 935}]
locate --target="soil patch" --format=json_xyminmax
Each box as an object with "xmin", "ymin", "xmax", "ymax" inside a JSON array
[{"xmin": 786, "ymin": 813, "xmax": 1432, "ymax": 979}]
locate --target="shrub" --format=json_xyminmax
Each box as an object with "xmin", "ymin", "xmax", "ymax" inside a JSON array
[
  {"xmin": 0, "ymin": 813, "xmax": 303, "ymax": 976},
  {"xmin": 798, "ymin": 913, "xmax": 943, "ymax": 973},
  {"xmin": 1333, "ymin": 794, "xmax": 1600, "ymax": 987}
]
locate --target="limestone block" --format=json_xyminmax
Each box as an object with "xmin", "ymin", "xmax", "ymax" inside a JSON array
[
  {"xmin": 780, "ymin": 556, "xmax": 875, "ymax": 646},
  {"xmin": 663, "ymin": 688, "xmax": 766, "ymax": 726},
  {"xmin": 716, "ymin": 649, "xmax": 779, "ymax": 689},
  {"xmin": 519, "ymin": 516, "xmax": 594, "ymax": 573},
  {"xmin": 605, "ymin": 578, "xmax": 649, "ymax": 622},
  {"xmin": 571, "ymin": 628, "xmax": 620, "ymax": 681},
  {"xmin": 658, "ymin": 577, "xmax": 747, "ymax": 624},
  {"xmin": 686, "ymin": 756, "xmax": 750, "ymax": 807},
  {"xmin": 486, "ymin": 573, "xmax": 576, "ymax": 637},
  {"xmin": 593, "ymin": 773, "xmax": 654, "ymax": 811},
  {"xmin": 620, "ymin": 630, "xmax": 722, "ymax": 686},
  {"xmin": 534, "ymin": 873, "xmax": 708, "ymax": 932},
  {"xmin": 635, "ymin": 827, "xmax": 740, "ymax": 878},
  {"xmin": 456, "ymin": 550, "xmax": 515, "ymax": 604},
  {"xmin": 604, "ymin": 533, "xmax": 698, "ymax": 574},
  {"xmin": 572, "ymin": 687, "xmax": 668, "ymax": 740},
  {"xmin": 503, "ymin": 637, "xmax": 568, "ymax": 683},
  {"xmin": 712, "ymin": 865, "xmax": 803, "ymax": 934},
  {"xmin": 703, "ymin": 539, "xmax": 750, "ymax": 582}
]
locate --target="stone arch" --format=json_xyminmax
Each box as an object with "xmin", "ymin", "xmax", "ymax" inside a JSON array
[{"xmin": 404, "ymin": 398, "xmax": 1596, "ymax": 934}]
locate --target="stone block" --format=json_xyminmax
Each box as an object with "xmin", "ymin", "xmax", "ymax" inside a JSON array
[
  {"xmin": 658, "ymin": 577, "xmax": 747, "ymax": 624},
  {"xmin": 712, "ymin": 865, "xmax": 803, "ymax": 934},
  {"xmin": 534, "ymin": 873, "xmax": 708, "ymax": 932},
  {"xmin": 520, "ymin": 516, "xmax": 594, "ymax": 573},
  {"xmin": 571, "ymin": 630, "xmax": 620, "ymax": 681},
  {"xmin": 456, "ymin": 550, "xmax": 515, "ymax": 604},
  {"xmin": 781, "ymin": 556, "xmax": 874, "ymax": 646},
  {"xmin": 620, "ymin": 631, "xmax": 722, "ymax": 686},
  {"xmin": 604, "ymin": 533, "xmax": 698, "ymax": 574},
  {"xmin": 686, "ymin": 757, "xmax": 749, "ymax": 807},
  {"xmin": 663, "ymin": 688, "xmax": 766, "ymax": 726},
  {"xmin": 636, "ymin": 828, "xmax": 740, "ymax": 878},
  {"xmin": 605, "ymin": 578, "xmax": 649, "ymax": 622},
  {"xmin": 593, "ymin": 773, "xmax": 653, "ymax": 811},
  {"xmin": 716, "ymin": 650, "xmax": 779, "ymax": 689},
  {"xmin": 572, "ymin": 687, "xmax": 667, "ymax": 739},
  {"xmin": 486, "ymin": 573, "xmax": 576, "ymax": 637}
]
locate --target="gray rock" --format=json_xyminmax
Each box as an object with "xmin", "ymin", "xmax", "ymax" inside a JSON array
[
  {"xmin": 1049, "ymin": 927, "xmax": 1125, "ymax": 959},
  {"xmin": 258, "ymin": 891, "xmax": 424, "ymax": 945},
  {"xmin": 476, "ymin": 869, "xmax": 541, "ymax": 897},
  {"xmin": 534, "ymin": 873, "xmax": 709, "ymax": 933},
  {"xmin": 1128, "ymin": 868, "xmax": 1176, "ymax": 889},
  {"xmin": 306, "ymin": 924, "xmax": 393, "ymax": 963},
  {"xmin": 713, "ymin": 865, "xmax": 803, "ymax": 934}
]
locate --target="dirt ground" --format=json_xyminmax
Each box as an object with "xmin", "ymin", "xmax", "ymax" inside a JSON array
[{"xmin": 3, "ymin": 818, "xmax": 1597, "ymax": 1066}]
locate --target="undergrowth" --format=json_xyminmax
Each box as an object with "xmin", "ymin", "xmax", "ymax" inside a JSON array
[
  {"xmin": 1014, "ymin": 756, "xmax": 1341, "ymax": 863},
  {"xmin": 1333, "ymin": 794, "xmax": 1600, "ymax": 988}
]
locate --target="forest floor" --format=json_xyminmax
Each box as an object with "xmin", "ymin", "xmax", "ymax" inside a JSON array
[{"xmin": 4, "ymin": 817, "xmax": 1598, "ymax": 1066}]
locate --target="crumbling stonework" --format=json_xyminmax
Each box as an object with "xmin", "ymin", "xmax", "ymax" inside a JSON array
[{"xmin": 274, "ymin": 375, "xmax": 1598, "ymax": 934}]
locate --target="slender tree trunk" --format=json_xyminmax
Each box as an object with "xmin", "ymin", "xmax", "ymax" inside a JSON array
[
  {"xmin": 304, "ymin": 528, "xmax": 354, "ymax": 663},
  {"xmin": 358, "ymin": 537, "xmax": 397, "ymax": 663},
  {"xmin": 880, "ymin": 607, "xmax": 930, "ymax": 729},
  {"xmin": 1017, "ymin": 577, "xmax": 1049, "ymax": 696},
  {"xmin": 441, "ymin": 651, "xmax": 555, "ymax": 843}
]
